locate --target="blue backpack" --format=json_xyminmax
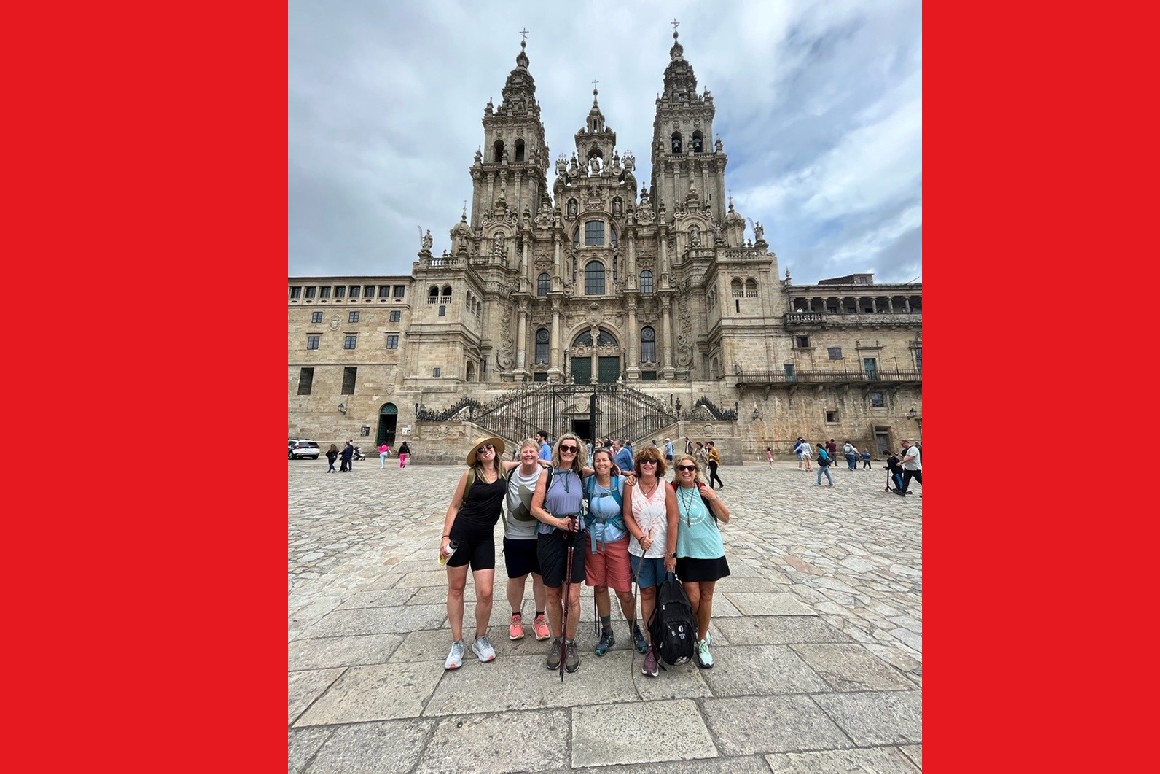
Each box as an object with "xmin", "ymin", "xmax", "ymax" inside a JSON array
[{"xmin": 584, "ymin": 475, "xmax": 623, "ymax": 553}]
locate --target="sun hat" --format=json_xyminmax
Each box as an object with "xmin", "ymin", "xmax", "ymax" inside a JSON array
[{"xmin": 466, "ymin": 436, "xmax": 505, "ymax": 466}]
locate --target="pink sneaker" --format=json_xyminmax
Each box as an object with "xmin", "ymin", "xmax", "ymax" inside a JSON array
[
  {"xmin": 532, "ymin": 613, "xmax": 551, "ymax": 641},
  {"xmin": 509, "ymin": 614, "xmax": 525, "ymax": 640}
]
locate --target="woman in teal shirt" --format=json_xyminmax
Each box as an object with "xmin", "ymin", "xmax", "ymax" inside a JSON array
[{"xmin": 671, "ymin": 453, "xmax": 731, "ymax": 669}]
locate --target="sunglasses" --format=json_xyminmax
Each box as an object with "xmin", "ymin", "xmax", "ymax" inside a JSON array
[
  {"xmin": 477, "ymin": 443, "xmax": 495, "ymax": 452},
  {"xmin": 559, "ymin": 444, "xmax": 579, "ymax": 453},
  {"xmin": 676, "ymin": 464, "xmax": 697, "ymax": 472},
  {"xmin": 639, "ymin": 459, "xmax": 658, "ymax": 465}
]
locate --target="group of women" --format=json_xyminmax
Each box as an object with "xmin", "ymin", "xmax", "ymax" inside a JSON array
[{"xmin": 439, "ymin": 433, "xmax": 730, "ymax": 676}]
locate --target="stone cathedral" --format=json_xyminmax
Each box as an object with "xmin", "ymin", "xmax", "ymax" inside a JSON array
[{"xmin": 288, "ymin": 30, "xmax": 923, "ymax": 464}]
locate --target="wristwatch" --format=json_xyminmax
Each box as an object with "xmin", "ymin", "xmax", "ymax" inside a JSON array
[{"xmin": 670, "ymin": 552, "xmax": 677, "ymax": 558}]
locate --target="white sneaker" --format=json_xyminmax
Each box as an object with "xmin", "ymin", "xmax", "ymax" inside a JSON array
[
  {"xmin": 471, "ymin": 635, "xmax": 496, "ymax": 662},
  {"xmin": 444, "ymin": 640, "xmax": 465, "ymax": 670}
]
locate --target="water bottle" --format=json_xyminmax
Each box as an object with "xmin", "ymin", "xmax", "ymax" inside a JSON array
[{"xmin": 439, "ymin": 540, "xmax": 459, "ymax": 565}]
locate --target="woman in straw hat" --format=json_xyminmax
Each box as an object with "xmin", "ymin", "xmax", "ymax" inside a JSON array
[{"xmin": 441, "ymin": 436, "xmax": 541, "ymax": 670}]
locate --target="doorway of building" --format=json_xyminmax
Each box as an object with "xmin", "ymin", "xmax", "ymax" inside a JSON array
[
  {"xmin": 597, "ymin": 356, "xmax": 621, "ymax": 383},
  {"xmin": 874, "ymin": 426, "xmax": 891, "ymax": 457},
  {"xmin": 571, "ymin": 419, "xmax": 592, "ymax": 444},
  {"xmin": 377, "ymin": 403, "xmax": 398, "ymax": 448}
]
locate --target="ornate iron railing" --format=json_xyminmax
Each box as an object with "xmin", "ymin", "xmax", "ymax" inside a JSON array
[
  {"xmin": 417, "ymin": 383, "xmax": 682, "ymax": 445},
  {"xmin": 735, "ymin": 369, "xmax": 922, "ymax": 386}
]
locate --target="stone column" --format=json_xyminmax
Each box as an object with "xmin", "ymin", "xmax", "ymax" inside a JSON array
[
  {"xmin": 590, "ymin": 323, "xmax": 599, "ymax": 382},
  {"xmin": 661, "ymin": 296, "xmax": 675, "ymax": 379},
  {"xmin": 625, "ymin": 299, "xmax": 639, "ymax": 380},
  {"xmin": 516, "ymin": 301, "xmax": 528, "ymax": 372},
  {"xmin": 549, "ymin": 299, "xmax": 562, "ymax": 381}
]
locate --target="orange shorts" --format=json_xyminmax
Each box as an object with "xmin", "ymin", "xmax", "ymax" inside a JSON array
[{"xmin": 585, "ymin": 536, "xmax": 632, "ymax": 593}]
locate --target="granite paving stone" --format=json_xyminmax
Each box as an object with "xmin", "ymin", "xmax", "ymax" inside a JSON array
[
  {"xmin": 294, "ymin": 661, "xmax": 446, "ymax": 726},
  {"xmin": 701, "ymin": 695, "xmax": 854, "ymax": 755},
  {"xmin": 300, "ymin": 718, "xmax": 435, "ymax": 773},
  {"xmin": 811, "ymin": 690, "xmax": 923, "ymax": 746},
  {"xmin": 572, "ymin": 699, "xmax": 720, "ymax": 767},
  {"xmin": 417, "ymin": 709, "xmax": 570, "ymax": 773},
  {"xmin": 765, "ymin": 746, "xmax": 921, "ymax": 772}
]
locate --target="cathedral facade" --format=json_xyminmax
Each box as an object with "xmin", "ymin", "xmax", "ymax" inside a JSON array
[{"xmin": 288, "ymin": 31, "xmax": 922, "ymax": 464}]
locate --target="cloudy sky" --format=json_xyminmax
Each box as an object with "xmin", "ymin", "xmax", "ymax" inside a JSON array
[{"xmin": 289, "ymin": 0, "xmax": 921, "ymax": 285}]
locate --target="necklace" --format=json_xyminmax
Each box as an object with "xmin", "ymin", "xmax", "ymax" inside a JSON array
[
  {"xmin": 676, "ymin": 485, "xmax": 708, "ymax": 528},
  {"xmin": 638, "ymin": 478, "xmax": 658, "ymax": 498}
]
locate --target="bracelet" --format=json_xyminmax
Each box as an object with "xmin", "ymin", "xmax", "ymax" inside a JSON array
[{"xmin": 442, "ymin": 534, "xmax": 450, "ymax": 538}]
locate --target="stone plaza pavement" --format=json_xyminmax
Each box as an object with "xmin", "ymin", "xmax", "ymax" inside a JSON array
[{"xmin": 289, "ymin": 458, "xmax": 922, "ymax": 773}]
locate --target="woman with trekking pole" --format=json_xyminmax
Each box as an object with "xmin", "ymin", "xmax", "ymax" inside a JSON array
[
  {"xmin": 671, "ymin": 453, "xmax": 731, "ymax": 669},
  {"xmin": 530, "ymin": 432, "xmax": 590, "ymax": 675},
  {"xmin": 621, "ymin": 446, "xmax": 678, "ymax": 677}
]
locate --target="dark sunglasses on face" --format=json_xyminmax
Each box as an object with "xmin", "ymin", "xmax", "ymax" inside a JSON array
[
  {"xmin": 639, "ymin": 459, "xmax": 658, "ymax": 465},
  {"xmin": 559, "ymin": 445, "xmax": 579, "ymax": 453},
  {"xmin": 478, "ymin": 443, "xmax": 495, "ymax": 452},
  {"xmin": 676, "ymin": 464, "xmax": 697, "ymax": 471}
]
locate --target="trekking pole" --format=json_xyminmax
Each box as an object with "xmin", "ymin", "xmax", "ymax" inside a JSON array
[{"xmin": 559, "ymin": 517, "xmax": 576, "ymax": 683}]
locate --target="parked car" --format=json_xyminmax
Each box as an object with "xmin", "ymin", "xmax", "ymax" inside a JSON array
[{"xmin": 288, "ymin": 440, "xmax": 321, "ymax": 460}]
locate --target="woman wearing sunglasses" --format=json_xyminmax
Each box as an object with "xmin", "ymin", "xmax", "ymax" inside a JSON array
[
  {"xmin": 440, "ymin": 436, "xmax": 530, "ymax": 670},
  {"xmin": 530, "ymin": 432, "xmax": 593, "ymax": 674},
  {"xmin": 622, "ymin": 447, "xmax": 679, "ymax": 677},
  {"xmin": 670, "ymin": 453, "xmax": 731, "ymax": 669}
]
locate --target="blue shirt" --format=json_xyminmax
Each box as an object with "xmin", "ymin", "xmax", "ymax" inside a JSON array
[
  {"xmin": 538, "ymin": 468, "xmax": 586, "ymax": 534},
  {"xmin": 539, "ymin": 441, "xmax": 552, "ymax": 462},
  {"xmin": 614, "ymin": 447, "xmax": 634, "ymax": 471}
]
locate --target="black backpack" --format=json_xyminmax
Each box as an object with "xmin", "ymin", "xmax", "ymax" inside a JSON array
[{"xmin": 648, "ymin": 573, "xmax": 695, "ymax": 666}]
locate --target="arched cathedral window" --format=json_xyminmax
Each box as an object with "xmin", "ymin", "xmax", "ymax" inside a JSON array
[
  {"xmin": 640, "ymin": 270, "xmax": 654, "ymax": 295},
  {"xmin": 641, "ymin": 327, "xmax": 656, "ymax": 362},
  {"xmin": 535, "ymin": 328, "xmax": 549, "ymax": 364},
  {"xmin": 537, "ymin": 272, "xmax": 550, "ymax": 297},
  {"xmin": 671, "ymin": 133, "xmax": 682, "ymax": 153},
  {"xmin": 585, "ymin": 261, "xmax": 606, "ymax": 295},
  {"xmin": 515, "ymin": 139, "xmax": 525, "ymax": 162}
]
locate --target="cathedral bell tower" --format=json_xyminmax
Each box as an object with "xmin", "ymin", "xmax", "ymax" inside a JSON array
[
  {"xmin": 649, "ymin": 26, "xmax": 728, "ymax": 226},
  {"xmin": 469, "ymin": 38, "xmax": 550, "ymax": 230}
]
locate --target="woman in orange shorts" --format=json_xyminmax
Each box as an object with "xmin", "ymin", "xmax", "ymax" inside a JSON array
[{"xmin": 584, "ymin": 447, "xmax": 640, "ymax": 657}]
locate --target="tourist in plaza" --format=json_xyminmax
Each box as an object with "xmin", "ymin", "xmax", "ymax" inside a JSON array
[
  {"xmin": 530, "ymin": 432, "xmax": 590, "ymax": 674},
  {"xmin": 613, "ymin": 438, "xmax": 634, "ymax": 472},
  {"xmin": 816, "ymin": 443, "xmax": 834, "ymax": 486},
  {"xmin": 706, "ymin": 441, "xmax": 724, "ymax": 489},
  {"xmin": 503, "ymin": 439, "xmax": 552, "ymax": 643},
  {"xmin": 827, "ymin": 439, "xmax": 838, "ymax": 462},
  {"xmin": 339, "ymin": 440, "xmax": 355, "ymax": 472},
  {"xmin": 325, "ymin": 443, "xmax": 339, "ymax": 473},
  {"xmin": 622, "ymin": 446, "xmax": 677, "ymax": 677},
  {"xmin": 843, "ymin": 441, "xmax": 857, "ymax": 470},
  {"xmin": 799, "ymin": 440, "xmax": 812, "ymax": 471},
  {"xmin": 440, "ymin": 436, "xmax": 522, "ymax": 670},
  {"xmin": 684, "ymin": 436, "xmax": 693, "ymax": 455},
  {"xmin": 861, "ymin": 449, "xmax": 872, "ymax": 469},
  {"xmin": 378, "ymin": 441, "xmax": 390, "ymax": 469},
  {"xmin": 766, "ymin": 446, "xmax": 775, "ymax": 468},
  {"xmin": 397, "ymin": 441, "xmax": 411, "ymax": 468},
  {"xmin": 897, "ymin": 439, "xmax": 923, "ymax": 496},
  {"xmin": 886, "ymin": 448, "xmax": 904, "ymax": 492},
  {"xmin": 794, "ymin": 437, "xmax": 806, "ymax": 469},
  {"xmin": 671, "ymin": 453, "xmax": 731, "ymax": 669},
  {"xmin": 584, "ymin": 448, "xmax": 639, "ymax": 658},
  {"xmin": 537, "ymin": 430, "xmax": 552, "ymax": 462},
  {"xmin": 663, "ymin": 437, "xmax": 675, "ymax": 464}
]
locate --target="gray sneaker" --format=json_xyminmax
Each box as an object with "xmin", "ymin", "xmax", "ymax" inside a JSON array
[
  {"xmin": 545, "ymin": 637, "xmax": 562, "ymax": 670},
  {"xmin": 565, "ymin": 640, "xmax": 580, "ymax": 673},
  {"xmin": 471, "ymin": 635, "xmax": 496, "ymax": 662},
  {"xmin": 444, "ymin": 640, "xmax": 466, "ymax": 670}
]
